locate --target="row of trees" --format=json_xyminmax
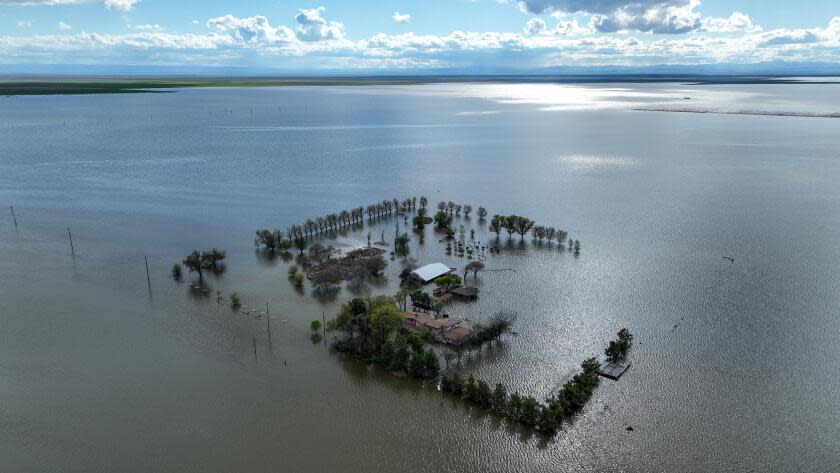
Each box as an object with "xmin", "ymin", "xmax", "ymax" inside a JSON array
[
  {"xmin": 255, "ymin": 229, "xmax": 294, "ymax": 252},
  {"xmin": 435, "ymin": 201, "xmax": 487, "ymax": 219},
  {"xmin": 437, "ymin": 201, "xmax": 472, "ymax": 217},
  {"xmin": 329, "ymin": 296, "xmax": 440, "ymax": 380},
  {"xmin": 256, "ymin": 197, "xmax": 490, "ymax": 257},
  {"xmin": 532, "ymin": 226, "xmax": 581, "ymax": 253},
  {"xmin": 489, "ymin": 214, "xmax": 536, "ymax": 239},
  {"xmin": 256, "ymin": 196, "xmax": 430, "ymax": 254},
  {"xmin": 488, "ymin": 215, "xmax": 581, "ymax": 252},
  {"xmin": 442, "ymin": 357, "xmax": 600, "ymax": 433}
]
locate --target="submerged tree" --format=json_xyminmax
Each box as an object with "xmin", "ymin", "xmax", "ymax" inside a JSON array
[
  {"xmin": 434, "ymin": 211, "xmax": 453, "ymax": 231},
  {"xmin": 366, "ymin": 254, "xmax": 387, "ymax": 276},
  {"xmin": 477, "ymin": 206, "xmax": 488, "ymax": 219},
  {"xmin": 503, "ymin": 216, "xmax": 518, "ymax": 238},
  {"xmin": 514, "ymin": 216, "xmax": 534, "ymax": 239},
  {"xmin": 464, "ymin": 261, "xmax": 485, "ymax": 279},
  {"xmin": 546, "ymin": 227, "xmax": 557, "ymax": 243},
  {"xmin": 182, "ymin": 249, "xmax": 226, "ymax": 282},
  {"xmin": 171, "ymin": 264, "xmax": 182, "ymax": 281},
  {"xmin": 395, "ymin": 233, "xmax": 410, "ymax": 260},
  {"xmin": 556, "ymin": 230, "xmax": 568, "ymax": 246},
  {"xmin": 489, "ymin": 215, "xmax": 504, "ymax": 237}
]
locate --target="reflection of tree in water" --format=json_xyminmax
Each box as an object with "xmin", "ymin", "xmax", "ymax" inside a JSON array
[
  {"xmin": 186, "ymin": 281, "xmax": 213, "ymax": 301},
  {"xmin": 336, "ymin": 354, "xmax": 432, "ymax": 397},
  {"xmin": 312, "ymin": 285, "xmax": 340, "ymax": 303},
  {"xmin": 254, "ymin": 248, "xmax": 292, "ymax": 267}
]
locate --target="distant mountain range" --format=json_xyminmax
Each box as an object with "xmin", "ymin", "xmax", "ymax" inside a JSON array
[{"xmin": 1, "ymin": 61, "xmax": 840, "ymax": 78}]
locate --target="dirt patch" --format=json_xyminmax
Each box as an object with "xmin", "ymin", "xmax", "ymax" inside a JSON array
[{"xmin": 307, "ymin": 247, "xmax": 386, "ymax": 281}]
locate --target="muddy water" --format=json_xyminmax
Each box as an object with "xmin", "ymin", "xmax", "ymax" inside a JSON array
[{"xmin": 1, "ymin": 83, "xmax": 840, "ymax": 472}]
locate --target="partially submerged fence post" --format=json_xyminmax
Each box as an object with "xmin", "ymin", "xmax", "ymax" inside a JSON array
[
  {"xmin": 144, "ymin": 256, "xmax": 151, "ymax": 290},
  {"xmin": 266, "ymin": 301, "xmax": 272, "ymax": 347},
  {"xmin": 10, "ymin": 206, "xmax": 17, "ymax": 227},
  {"xmin": 67, "ymin": 227, "xmax": 75, "ymax": 258}
]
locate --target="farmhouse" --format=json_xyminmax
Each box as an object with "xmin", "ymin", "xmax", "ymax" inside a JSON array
[{"xmin": 402, "ymin": 311, "xmax": 474, "ymax": 346}]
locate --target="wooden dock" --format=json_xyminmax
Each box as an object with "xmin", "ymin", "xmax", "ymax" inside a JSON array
[{"xmin": 598, "ymin": 361, "xmax": 631, "ymax": 380}]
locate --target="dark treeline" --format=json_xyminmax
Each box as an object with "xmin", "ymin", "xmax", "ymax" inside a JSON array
[
  {"xmin": 436, "ymin": 200, "xmax": 479, "ymax": 218},
  {"xmin": 255, "ymin": 196, "xmax": 426, "ymax": 253},
  {"xmin": 441, "ymin": 328, "xmax": 633, "ymax": 434},
  {"xmin": 489, "ymin": 214, "xmax": 580, "ymax": 253},
  {"xmin": 442, "ymin": 358, "xmax": 600, "ymax": 434}
]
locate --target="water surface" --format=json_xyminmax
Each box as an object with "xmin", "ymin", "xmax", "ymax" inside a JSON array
[{"xmin": 1, "ymin": 82, "xmax": 839, "ymax": 472}]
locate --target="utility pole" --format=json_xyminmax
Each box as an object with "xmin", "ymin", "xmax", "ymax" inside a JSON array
[{"xmin": 10, "ymin": 206, "xmax": 17, "ymax": 227}]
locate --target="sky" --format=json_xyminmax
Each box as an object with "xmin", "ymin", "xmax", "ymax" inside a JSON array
[{"xmin": 0, "ymin": 0, "xmax": 839, "ymax": 73}]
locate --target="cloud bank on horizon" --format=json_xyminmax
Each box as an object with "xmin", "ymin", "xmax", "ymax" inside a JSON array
[{"xmin": 0, "ymin": 0, "xmax": 839, "ymax": 72}]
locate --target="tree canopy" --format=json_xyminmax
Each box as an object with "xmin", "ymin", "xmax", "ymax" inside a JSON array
[{"xmin": 182, "ymin": 249, "xmax": 226, "ymax": 281}]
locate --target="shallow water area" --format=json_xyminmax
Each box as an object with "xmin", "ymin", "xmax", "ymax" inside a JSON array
[{"xmin": 1, "ymin": 82, "xmax": 840, "ymax": 472}]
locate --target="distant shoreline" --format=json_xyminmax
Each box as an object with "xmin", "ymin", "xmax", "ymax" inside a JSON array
[
  {"xmin": 1, "ymin": 75, "xmax": 839, "ymax": 96},
  {"xmin": 632, "ymin": 107, "xmax": 840, "ymax": 119}
]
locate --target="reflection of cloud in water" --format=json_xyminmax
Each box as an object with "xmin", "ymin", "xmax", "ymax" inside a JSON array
[
  {"xmin": 208, "ymin": 124, "xmax": 469, "ymax": 132},
  {"xmin": 346, "ymin": 139, "xmax": 506, "ymax": 153},
  {"xmin": 555, "ymin": 155, "xmax": 638, "ymax": 174},
  {"xmin": 455, "ymin": 110, "xmax": 499, "ymax": 116},
  {"xmin": 339, "ymin": 83, "xmax": 763, "ymax": 114}
]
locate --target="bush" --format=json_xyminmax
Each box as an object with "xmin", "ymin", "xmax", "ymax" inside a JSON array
[
  {"xmin": 366, "ymin": 254, "xmax": 387, "ymax": 275},
  {"xmin": 171, "ymin": 264, "xmax": 182, "ymax": 280},
  {"xmin": 433, "ymin": 210, "xmax": 453, "ymax": 230},
  {"xmin": 230, "ymin": 293, "xmax": 241, "ymax": 309}
]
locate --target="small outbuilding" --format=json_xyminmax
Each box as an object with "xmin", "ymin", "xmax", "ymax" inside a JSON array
[
  {"xmin": 450, "ymin": 286, "xmax": 479, "ymax": 300},
  {"xmin": 410, "ymin": 263, "xmax": 453, "ymax": 284},
  {"xmin": 598, "ymin": 361, "xmax": 631, "ymax": 380}
]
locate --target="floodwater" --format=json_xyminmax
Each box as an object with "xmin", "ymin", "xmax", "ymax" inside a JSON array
[{"xmin": 1, "ymin": 82, "xmax": 839, "ymax": 472}]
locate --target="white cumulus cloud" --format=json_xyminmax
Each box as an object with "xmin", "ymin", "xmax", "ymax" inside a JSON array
[
  {"xmin": 207, "ymin": 14, "xmax": 295, "ymax": 44},
  {"xmin": 392, "ymin": 12, "xmax": 411, "ymax": 24},
  {"xmin": 0, "ymin": 0, "xmax": 139, "ymax": 11},
  {"xmin": 295, "ymin": 7, "xmax": 344, "ymax": 41}
]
